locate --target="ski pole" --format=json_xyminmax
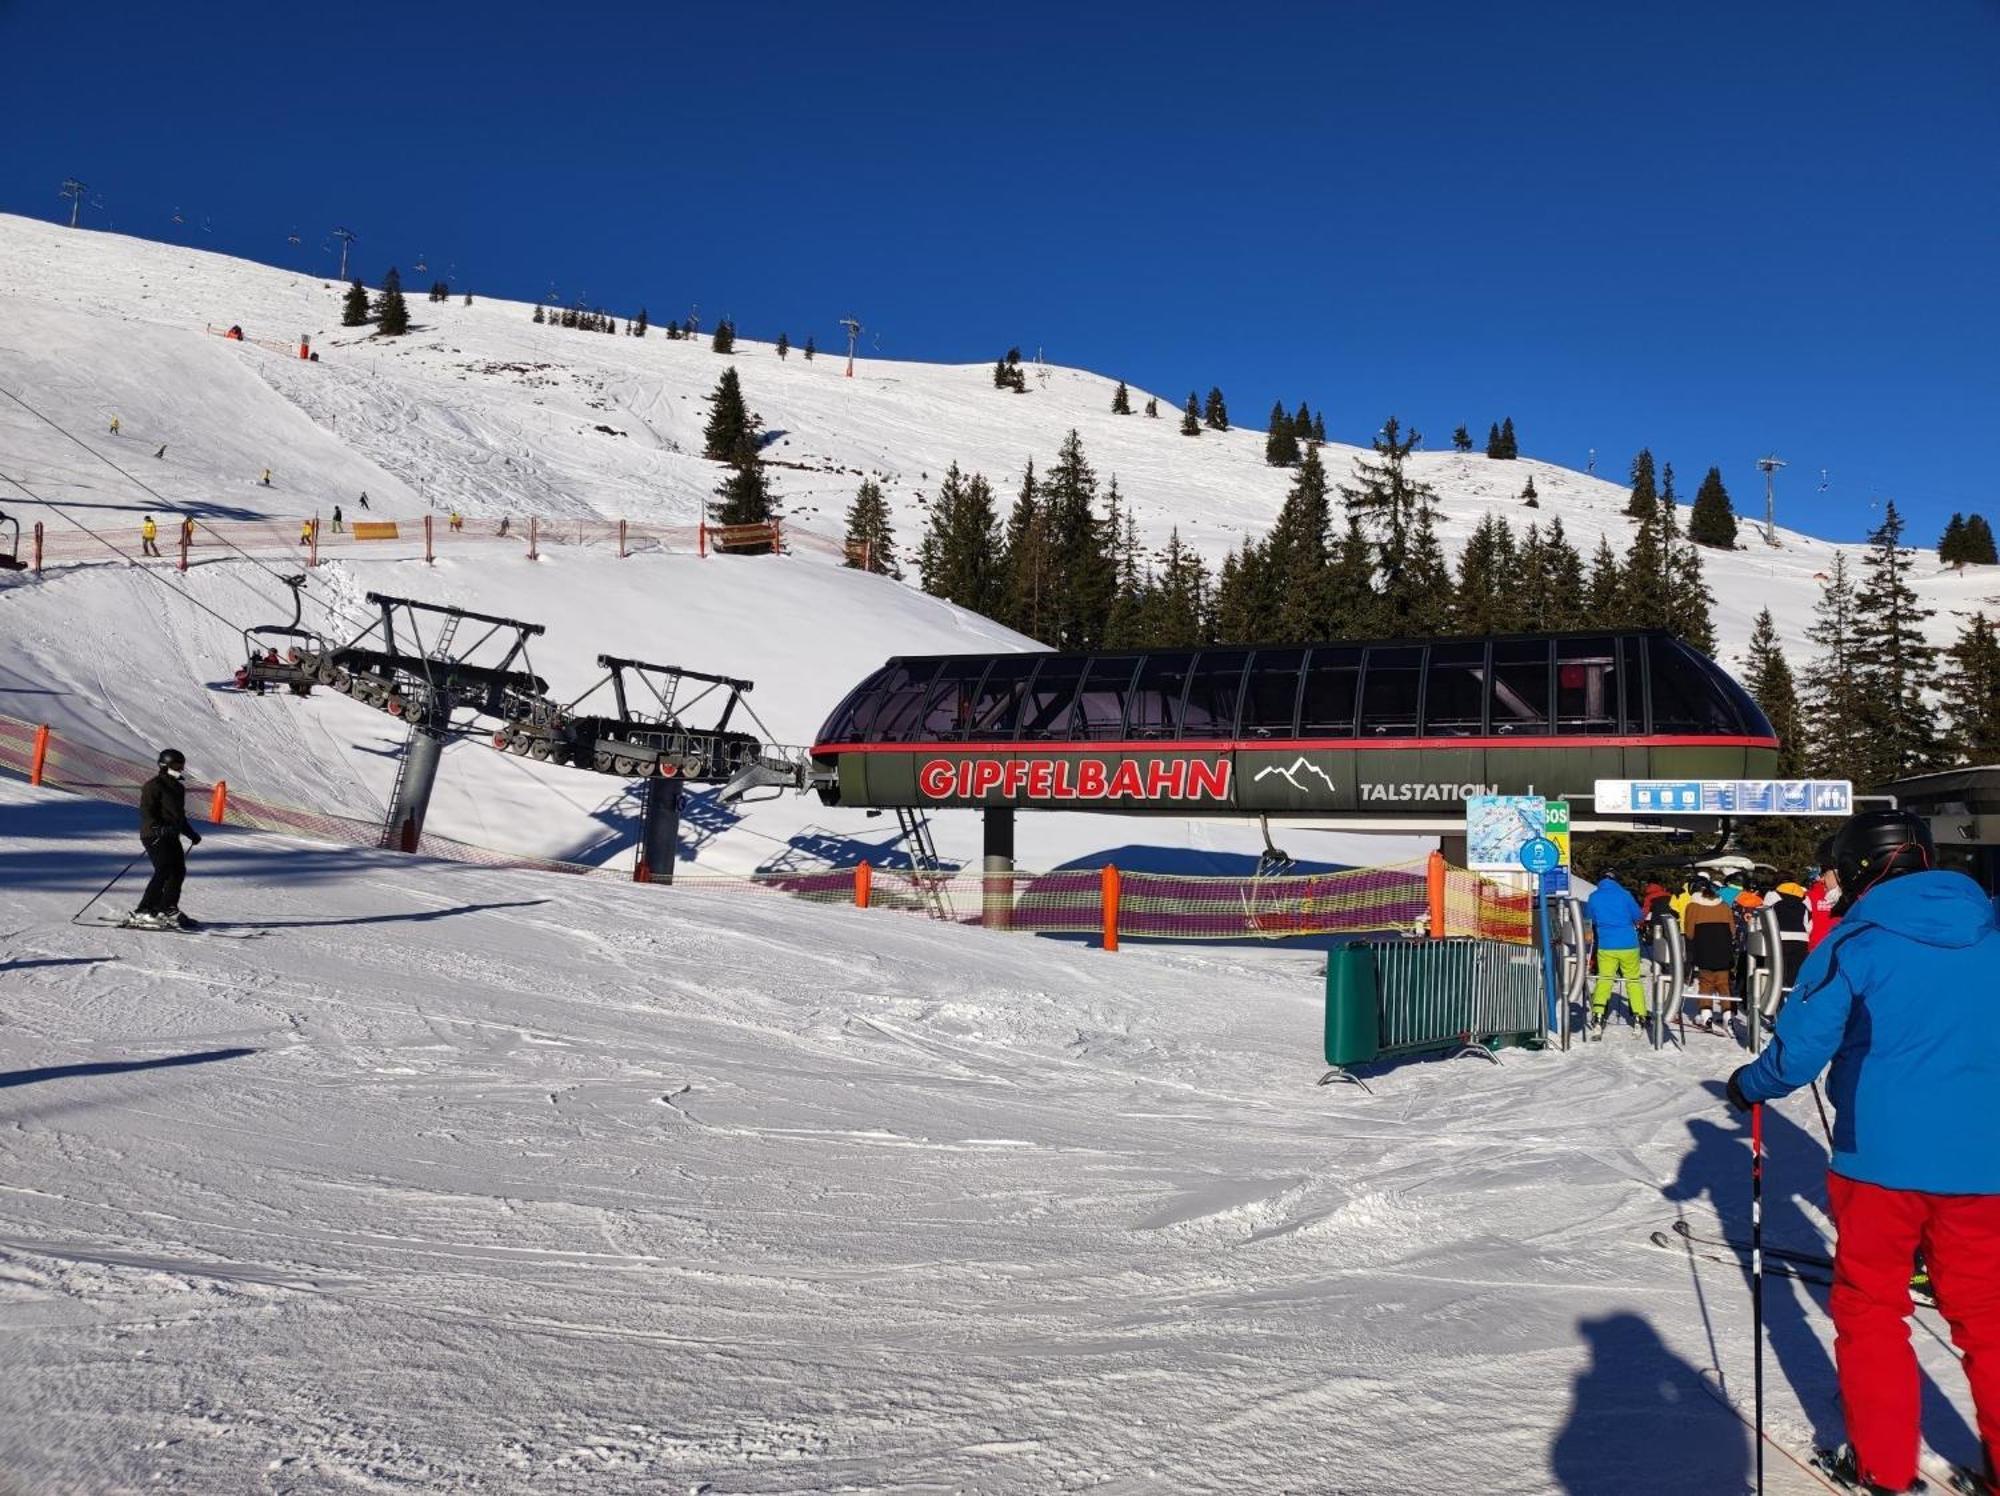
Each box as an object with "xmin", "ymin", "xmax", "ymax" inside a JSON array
[
  {"xmin": 1751, "ymin": 1100, "xmax": 1766, "ymax": 1496},
  {"xmin": 1809, "ymin": 1081, "xmax": 1834, "ymax": 1149},
  {"xmin": 71, "ymin": 854, "xmax": 142, "ymax": 925}
]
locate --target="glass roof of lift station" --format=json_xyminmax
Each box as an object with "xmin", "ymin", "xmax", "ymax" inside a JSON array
[{"xmin": 813, "ymin": 631, "xmax": 1775, "ymax": 747}]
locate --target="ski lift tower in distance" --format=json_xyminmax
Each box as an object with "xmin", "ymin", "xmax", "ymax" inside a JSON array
[
  {"xmin": 1756, "ymin": 454, "xmax": 1786, "ymax": 546},
  {"xmin": 60, "ymin": 178, "xmax": 88, "ymax": 228},
  {"xmin": 840, "ymin": 315, "xmax": 862, "ymax": 378},
  {"xmin": 332, "ymin": 226, "xmax": 357, "ymax": 282}
]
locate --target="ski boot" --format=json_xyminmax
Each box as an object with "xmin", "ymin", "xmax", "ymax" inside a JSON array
[
  {"xmin": 164, "ymin": 908, "xmax": 200, "ymax": 930},
  {"xmin": 122, "ymin": 909, "xmax": 174, "ymax": 929},
  {"xmin": 1812, "ymin": 1444, "xmax": 1929, "ymax": 1493}
]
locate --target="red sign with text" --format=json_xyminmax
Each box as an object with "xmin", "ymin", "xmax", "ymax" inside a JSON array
[{"xmin": 917, "ymin": 756, "xmax": 1232, "ymax": 803}]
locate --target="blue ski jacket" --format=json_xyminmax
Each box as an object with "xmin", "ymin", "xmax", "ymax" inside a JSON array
[
  {"xmin": 1734, "ymin": 870, "xmax": 2000, "ymax": 1194},
  {"xmin": 1585, "ymin": 880, "xmax": 1644, "ymax": 952}
]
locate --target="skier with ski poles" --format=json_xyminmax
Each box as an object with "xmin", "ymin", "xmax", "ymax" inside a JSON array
[
  {"xmin": 129, "ymin": 748, "xmax": 202, "ymax": 929},
  {"xmin": 1727, "ymin": 809, "xmax": 2000, "ymax": 1493}
]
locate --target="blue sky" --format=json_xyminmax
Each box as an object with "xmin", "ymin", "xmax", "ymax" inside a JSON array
[{"xmin": 6, "ymin": 0, "xmax": 1996, "ymax": 543}]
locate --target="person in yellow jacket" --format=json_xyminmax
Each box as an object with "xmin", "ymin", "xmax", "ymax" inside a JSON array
[
  {"xmin": 140, "ymin": 515, "xmax": 160, "ymax": 557},
  {"xmin": 298, "ymin": 517, "xmax": 315, "ymax": 546}
]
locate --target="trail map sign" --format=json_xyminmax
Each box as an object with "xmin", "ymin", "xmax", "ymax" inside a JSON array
[
  {"xmin": 1594, "ymin": 779, "xmax": 1854, "ymax": 817},
  {"xmin": 1466, "ymin": 794, "xmax": 1546, "ymax": 871}
]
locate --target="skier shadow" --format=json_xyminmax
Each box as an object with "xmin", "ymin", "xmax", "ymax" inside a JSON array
[
  {"xmin": 1662, "ymin": 1081, "xmax": 1981, "ymax": 1467},
  {"xmin": 214, "ymin": 898, "xmax": 548, "ymax": 930},
  {"xmin": 1550, "ymin": 1311, "xmax": 1748, "ymax": 1494},
  {"xmin": 0, "ymin": 955, "xmax": 112, "ymax": 973},
  {"xmin": 0, "ymin": 1046, "xmax": 255, "ymax": 1091}
]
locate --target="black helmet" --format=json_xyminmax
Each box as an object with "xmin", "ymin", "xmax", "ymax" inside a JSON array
[
  {"xmin": 1829, "ymin": 810, "xmax": 1934, "ymax": 914},
  {"xmin": 157, "ymin": 748, "xmax": 186, "ymax": 771}
]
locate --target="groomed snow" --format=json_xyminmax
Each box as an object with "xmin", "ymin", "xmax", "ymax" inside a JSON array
[{"xmin": 0, "ymin": 781, "xmax": 1982, "ymax": 1492}]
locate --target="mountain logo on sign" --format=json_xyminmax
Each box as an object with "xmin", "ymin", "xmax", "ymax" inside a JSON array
[{"xmin": 1253, "ymin": 756, "xmax": 1336, "ymax": 793}]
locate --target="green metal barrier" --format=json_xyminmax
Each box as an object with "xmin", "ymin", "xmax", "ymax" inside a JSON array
[{"xmin": 1322, "ymin": 937, "xmax": 1547, "ymax": 1084}]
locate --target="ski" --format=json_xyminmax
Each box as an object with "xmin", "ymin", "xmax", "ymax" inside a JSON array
[
  {"xmin": 1650, "ymin": 1229, "xmax": 1835, "ymax": 1290},
  {"xmin": 1693, "ymin": 1369, "xmax": 1845, "ymax": 1492},
  {"xmin": 1673, "ymin": 1219, "xmax": 1835, "ymax": 1272},
  {"xmin": 83, "ymin": 918, "xmax": 266, "ymax": 940}
]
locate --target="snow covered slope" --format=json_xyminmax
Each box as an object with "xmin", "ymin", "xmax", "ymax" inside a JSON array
[{"xmin": 6, "ymin": 779, "xmax": 1974, "ymax": 1493}]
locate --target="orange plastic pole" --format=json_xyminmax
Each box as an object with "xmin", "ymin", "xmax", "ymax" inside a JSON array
[
  {"xmin": 424, "ymin": 513, "xmax": 434, "ymax": 565},
  {"xmin": 1427, "ymin": 849, "xmax": 1447, "ymax": 939},
  {"xmin": 633, "ymin": 856, "xmax": 649, "ymax": 884},
  {"xmin": 1101, "ymin": 864, "xmax": 1120, "ymax": 952},
  {"xmin": 209, "ymin": 780, "xmax": 228, "ymax": 824},
  {"xmin": 855, "ymin": 860, "xmax": 873, "ymax": 909},
  {"xmin": 29, "ymin": 724, "xmax": 50, "ymax": 786},
  {"xmin": 698, "ymin": 521, "xmax": 708, "ymax": 558}
]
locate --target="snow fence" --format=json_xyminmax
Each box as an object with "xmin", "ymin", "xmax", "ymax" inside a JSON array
[{"xmin": 0, "ymin": 715, "xmax": 1534, "ymax": 947}]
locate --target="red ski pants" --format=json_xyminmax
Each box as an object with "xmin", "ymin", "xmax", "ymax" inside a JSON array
[{"xmin": 1828, "ymin": 1173, "xmax": 2000, "ymax": 1491}]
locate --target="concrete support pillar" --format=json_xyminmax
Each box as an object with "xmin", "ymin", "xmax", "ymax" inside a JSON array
[
  {"xmin": 387, "ymin": 728, "xmax": 445, "ymax": 852},
  {"xmin": 637, "ymin": 774, "xmax": 684, "ymax": 884},
  {"xmin": 982, "ymin": 807, "xmax": 1015, "ymax": 930}
]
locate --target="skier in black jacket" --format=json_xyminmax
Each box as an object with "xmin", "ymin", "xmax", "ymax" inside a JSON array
[{"xmin": 132, "ymin": 748, "xmax": 202, "ymax": 928}]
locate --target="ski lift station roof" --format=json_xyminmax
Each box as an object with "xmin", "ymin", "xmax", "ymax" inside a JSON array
[{"xmin": 810, "ymin": 630, "xmax": 1777, "ymax": 819}]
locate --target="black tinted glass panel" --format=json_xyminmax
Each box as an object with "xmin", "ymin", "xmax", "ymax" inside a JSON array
[
  {"xmin": 1490, "ymin": 639, "xmax": 1551, "ymax": 735},
  {"xmin": 967, "ymin": 655, "xmax": 1039, "ymax": 738},
  {"xmin": 1361, "ymin": 646, "xmax": 1423, "ymax": 735},
  {"xmin": 916, "ymin": 659, "xmax": 993, "ymax": 741},
  {"xmin": 1075, "ymin": 656, "xmax": 1139, "ymax": 738},
  {"xmin": 1183, "ymin": 651, "xmax": 1250, "ymax": 737},
  {"xmin": 1017, "ymin": 657, "xmax": 1086, "ymax": 739},
  {"xmin": 1242, "ymin": 649, "xmax": 1306, "ymax": 736},
  {"xmin": 1423, "ymin": 642, "xmax": 1487, "ymax": 736},
  {"xmin": 818, "ymin": 666, "xmax": 894, "ymax": 742},
  {"xmin": 870, "ymin": 661, "xmax": 942, "ymax": 741},
  {"xmin": 1650, "ymin": 636, "xmax": 1764, "ymax": 735},
  {"xmin": 1621, "ymin": 636, "xmax": 1647, "ymax": 733},
  {"xmin": 1300, "ymin": 647, "xmax": 1361, "ymax": 737},
  {"xmin": 1127, "ymin": 653, "xmax": 1192, "ymax": 738},
  {"xmin": 1556, "ymin": 637, "xmax": 1620, "ymax": 735}
]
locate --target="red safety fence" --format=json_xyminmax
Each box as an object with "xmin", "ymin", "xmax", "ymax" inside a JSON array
[{"xmin": 0, "ymin": 714, "xmax": 1534, "ymax": 946}]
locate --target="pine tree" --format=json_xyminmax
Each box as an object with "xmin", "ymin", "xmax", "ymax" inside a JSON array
[
  {"xmin": 1180, "ymin": 393, "xmax": 1202, "ymax": 436},
  {"xmin": 712, "ymin": 430, "xmax": 773, "ymax": 525},
  {"xmin": 1850, "ymin": 502, "xmax": 1940, "ymax": 783},
  {"xmin": 1625, "ymin": 448, "xmax": 1658, "ymax": 519},
  {"xmin": 1485, "ymin": 422, "xmax": 1503, "ymax": 459},
  {"xmin": 667, "ymin": 319, "xmax": 681, "ymax": 339},
  {"xmin": 1204, "ymin": 387, "xmax": 1229, "ymax": 431},
  {"xmin": 919, "ymin": 463, "xmax": 1001, "ymax": 614},
  {"xmin": 1323, "ymin": 514, "xmax": 1381, "ymax": 638},
  {"xmin": 1210, "ymin": 541, "xmax": 1268, "ymax": 645},
  {"xmin": 843, "ymin": 479, "xmax": 900, "ymax": 578},
  {"xmin": 1266, "ymin": 447, "xmax": 1332, "ymax": 641},
  {"xmin": 993, "ymin": 356, "xmax": 1012, "ymax": 390},
  {"xmin": 1111, "ymin": 380, "xmax": 1132, "ymax": 415},
  {"xmin": 803, "ymin": 334, "xmax": 816, "ymax": 360},
  {"xmin": 531, "ymin": 301, "xmax": 545, "ymax": 325},
  {"xmin": 1805, "ymin": 553, "xmax": 1870, "ymax": 782},
  {"xmin": 1292, "ymin": 401, "xmax": 1313, "ymax": 439},
  {"xmin": 1940, "ymin": 513, "xmax": 1968, "ymax": 565},
  {"xmin": 1968, "ymin": 514, "xmax": 1999, "ymax": 565},
  {"xmin": 1452, "ymin": 425, "xmax": 1473, "ymax": 452},
  {"xmin": 1585, "ymin": 536, "xmax": 1622, "ymax": 623},
  {"xmin": 1943, "ymin": 614, "xmax": 2000, "ymax": 763},
  {"xmin": 1737, "ymin": 608, "xmax": 1819, "ymax": 870},
  {"xmin": 1689, "ymin": 465, "xmax": 1739, "ymax": 549},
  {"xmin": 1000, "ymin": 462, "xmax": 1050, "ymax": 641},
  {"xmin": 1039, "ymin": 431, "xmax": 1117, "ymax": 650},
  {"xmin": 702, "ymin": 367, "xmax": 753, "ymax": 461},
  {"xmin": 1660, "ymin": 469, "xmax": 1718, "ymax": 654},
  {"xmin": 775, "ymin": 331, "xmax": 788, "ymax": 359},
  {"xmin": 1454, "ymin": 513, "xmax": 1521, "ymax": 634},
  {"xmin": 1145, "ymin": 396, "xmax": 1159, "ymax": 419},
  {"xmin": 374, "ymin": 268, "xmax": 409, "ymax": 336},
  {"xmin": 1341, "ymin": 418, "xmax": 1446, "ymax": 632},
  {"xmin": 1522, "ymin": 475, "xmax": 1539, "ymax": 506},
  {"xmin": 1311, "ymin": 412, "xmax": 1327, "ymax": 446},
  {"xmin": 1143, "ymin": 529, "xmax": 1210, "ymax": 647},
  {"xmin": 711, "ymin": 319, "xmax": 736, "ymax": 354},
  {"xmin": 631, "ymin": 307, "xmax": 647, "ymax": 337},
  {"xmin": 1264, "ymin": 400, "xmax": 1300, "ymax": 467},
  {"xmin": 1498, "ymin": 417, "xmax": 1518, "ymax": 459},
  {"xmin": 342, "ymin": 279, "xmax": 371, "ymax": 327},
  {"xmin": 463, "ymin": 291, "xmax": 472, "ymax": 306}
]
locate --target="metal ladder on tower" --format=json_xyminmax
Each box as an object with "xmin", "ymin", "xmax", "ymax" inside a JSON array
[
  {"xmin": 378, "ymin": 723, "xmax": 423, "ymax": 849},
  {"xmin": 895, "ymin": 806, "xmax": 955, "ymax": 921}
]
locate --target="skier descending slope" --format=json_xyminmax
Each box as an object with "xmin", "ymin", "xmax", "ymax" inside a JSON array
[
  {"xmin": 1728, "ymin": 810, "xmax": 2000, "ymax": 1493},
  {"xmin": 129, "ymin": 748, "xmax": 202, "ymax": 929}
]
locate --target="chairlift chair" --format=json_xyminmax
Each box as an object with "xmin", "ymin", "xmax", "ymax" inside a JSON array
[
  {"xmin": 0, "ymin": 509, "xmax": 25, "ymax": 572},
  {"xmin": 237, "ymin": 574, "xmax": 325, "ymax": 695}
]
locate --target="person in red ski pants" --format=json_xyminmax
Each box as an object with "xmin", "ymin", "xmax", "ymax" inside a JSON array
[{"xmin": 1730, "ymin": 809, "xmax": 2000, "ymax": 1494}]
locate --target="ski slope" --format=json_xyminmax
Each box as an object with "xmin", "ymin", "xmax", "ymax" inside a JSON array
[{"xmin": 5, "ymin": 779, "xmax": 1982, "ymax": 1494}]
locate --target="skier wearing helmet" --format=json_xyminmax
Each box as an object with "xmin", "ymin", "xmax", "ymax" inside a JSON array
[
  {"xmin": 130, "ymin": 748, "xmax": 202, "ymax": 929},
  {"xmin": 1728, "ymin": 809, "xmax": 2000, "ymax": 1493}
]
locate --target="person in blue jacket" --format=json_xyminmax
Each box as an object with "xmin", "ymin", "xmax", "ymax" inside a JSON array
[
  {"xmin": 1584, "ymin": 873, "xmax": 1648, "ymax": 1031},
  {"xmin": 1728, "ymin": 809, "xmax": 2000, "ymax": 1494}
]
